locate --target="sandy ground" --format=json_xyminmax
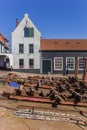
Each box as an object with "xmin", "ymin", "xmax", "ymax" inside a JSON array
[
  {"xmin": 0, "ymin": 98, "xmax": 87, "ymax": 130},
  {"xmin": 0, "ymin": 70, "xmax": 86, "ymax": 130}
]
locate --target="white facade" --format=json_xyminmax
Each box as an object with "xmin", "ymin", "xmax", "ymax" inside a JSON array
[
  {"xmin": 0, "ymin": 53, "xmax": 13, "ymax": 68},
  {"xmin": 11, "ymin": 14, "xmax": 41, "ymax": 72},
  {"xmin": 0, "ymin": 33, "xmax": 13, "ymax": 69}
]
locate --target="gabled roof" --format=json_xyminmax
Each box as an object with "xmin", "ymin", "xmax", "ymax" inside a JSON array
[
  {"xmin": 40, "ymin": 39, "xmax": 87, "ymax": 51},
  {"xmin": 12, "ymin": 14, "xmax": 41, "ymax": 36}
]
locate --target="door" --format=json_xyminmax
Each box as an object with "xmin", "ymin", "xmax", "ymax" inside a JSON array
[{"xmin": 42, "ymin": 59, "xmax": 52, "ymax": 74}]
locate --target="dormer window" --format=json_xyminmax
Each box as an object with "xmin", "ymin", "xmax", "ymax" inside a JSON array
[
  {"xmin": 66, "ymin": 42, "xmax": 69, "ymax": 44},
  {"xmin": 24, "ymin": 27, "xmax": 34, "ymax": 37},
  {"xmin": 76, "ymin": 42, "xmax": 80, "ymax": 44}
]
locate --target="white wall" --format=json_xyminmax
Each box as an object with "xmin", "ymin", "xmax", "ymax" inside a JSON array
[
  {"xmin": 12, "ymin": 14, "xmax": 41, "ymax": 70},
  {"xmin": 0, "ymin": 44, "xmax": 1, "ymax": 53}
]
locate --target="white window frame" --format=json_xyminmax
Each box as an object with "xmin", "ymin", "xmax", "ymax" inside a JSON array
[
  {"xmin": 54, "ymin": 57, "xmax": 63, "ymax": 70},
  {"xmin": 19, "ymin": 59, "xmax": 24, "ymax": 68},
  {"xmin": 29, "ymin": 58, "xmax": 34, "ymax": 69},
  {"xmin": 29, "ymin": 43, "xmax": 34, "ymax": 54},
  {"xmin": 66, "ymin": 57, "xmax": 75, "ymax": 70},
  {"xmin": 78, "ymin": 57, "xmax": 85, "ymax": 70},
  {"xmin": 19, "ymin": 43, "xmax": 24, "ymax": 54}
]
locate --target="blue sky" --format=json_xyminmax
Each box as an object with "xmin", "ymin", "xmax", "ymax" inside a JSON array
[{"xmin": 0, "ymin": 0, "xmax": 87, "ymax": 43}]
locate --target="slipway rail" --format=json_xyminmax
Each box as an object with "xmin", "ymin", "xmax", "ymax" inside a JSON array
[{"xmin": 8, "ymin": 95, "xmax": 87, "ymax": 107}]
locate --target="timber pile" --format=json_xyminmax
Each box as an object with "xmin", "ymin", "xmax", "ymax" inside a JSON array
[
  {"xmin": 14, "ymin": 109, "xmax": 87, "ymax": 125},
  {"xmin": 2, "ymin": 73, "xmax": 87, "ymax": 107}
]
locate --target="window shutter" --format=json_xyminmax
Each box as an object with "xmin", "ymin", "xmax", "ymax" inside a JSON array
[
  {"xmin": 29, "ymin": 28, "xmax": 34, "ymax": 37},
  {"xmin": 24, "ymin": 27, "xmax": 29, "ymax": 37}
]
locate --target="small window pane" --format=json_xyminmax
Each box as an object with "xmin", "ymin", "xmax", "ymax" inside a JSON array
[
  {"xmin": 29, "ymin": 44, "xmax": 34, "ymax": 53},
  {"xmin": 66, "ymin": 57, "xmax": 75, "ymax": 70},
  {"xmin": 29, "ymin": 28, "xmax": 34, "ymax": 37},
  {"xmin": 29, "ymin": 59, "xmax": 34, "ymax": 68},
  {"xmin": 19, "ymin": 59, "xmax": 24, "ymax": 68},
  {"xmin": 24, "ymin": 28, "xmax": 29, "ymax": 37},
  {"xmin": 78, "ymin": 57, "xmax": 84, "ymax": 70},
  {"xmin": 54, "ymin": 57, "xmax": 63, "ymax": 70},
  {"xmin": 24, "ymin": 27, "xmax": 34, "ymax": 37},
  {"xmin": 19, "ymin": 44, "xmax": 24, "ymax": 53}
]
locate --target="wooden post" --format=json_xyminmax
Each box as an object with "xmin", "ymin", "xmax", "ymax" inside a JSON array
[
  {"xmin": 83, "ymin": 58, "xmax": 87, "ymax": 82},
  {"xmin": 75, "ymin": 57, "xmax": 79, "ymax": 79}
]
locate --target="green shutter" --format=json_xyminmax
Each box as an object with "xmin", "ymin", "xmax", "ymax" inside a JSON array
[{"xmin": 29, "ymin": 28, "xmax": 34, "ymax": 37}]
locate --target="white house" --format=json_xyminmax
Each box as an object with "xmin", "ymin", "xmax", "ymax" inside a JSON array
[
  {"xmin": 0, "ymin": 33, "xmax": 9, "ymax": 53},
  {"xmin": 11, "ymin": 14, "xmax": 41, "ymax": 73},
  {"xmin": 0, "ymin": 33, "xmax": 13, "ymax": 70}
]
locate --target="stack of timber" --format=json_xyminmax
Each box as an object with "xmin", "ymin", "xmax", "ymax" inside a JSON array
[{"xmin": 2, "ymin": 73, "xmax": 87, "ymax": 107}]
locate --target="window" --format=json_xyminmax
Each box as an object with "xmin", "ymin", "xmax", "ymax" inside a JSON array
[
  {"xmin": 54, "ymin": 57, "xmax": 63, "ymax": 70},
  {"xmin": 78, "ymin": 57, "xmax": 84, "ymax": 70},
  {"xmin": 66, "ymin": 42, "xmax": 69, "ymax": 44},
  {"xmin": 19, "ymin": 59, "xmax": 24, "ymax": 68},
  {"xmin": 1, "ymin": 45, "xmax": 4, "ymax": 53},
  {"xmin": 24, "ymin": 27, "xmax": 34, "ymax": 37},
  {"xmin": 66, "ymin": 57, "xmax": 75, "ymax": 70},
  {"xmin": 19, "ymin": 44, "xmax": 24, "ymax": 53},
  {"xmin": 29, "ymin": 44, "xmax": 34, "ymax": 53},
  {"xmin": 76, "ymin": 42, "xmax": 80, "ymax": 44},
  {"xmin": 29, "ymin": 59, "xmax": 34, "ymax": 68}
]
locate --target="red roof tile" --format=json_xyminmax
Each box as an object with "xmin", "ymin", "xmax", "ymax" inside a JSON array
[
  {"xmin": 40, "ymin": 39, "xmax": 87, "ymax": 51},
  {"xmin": 0, "ymin": 33, "xmax": 8, "ymax": 47}
]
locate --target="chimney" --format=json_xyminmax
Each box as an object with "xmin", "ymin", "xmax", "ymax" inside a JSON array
[{"xmin": 16, "ymin": 18, "xmax": 19, "ymax": 27}]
